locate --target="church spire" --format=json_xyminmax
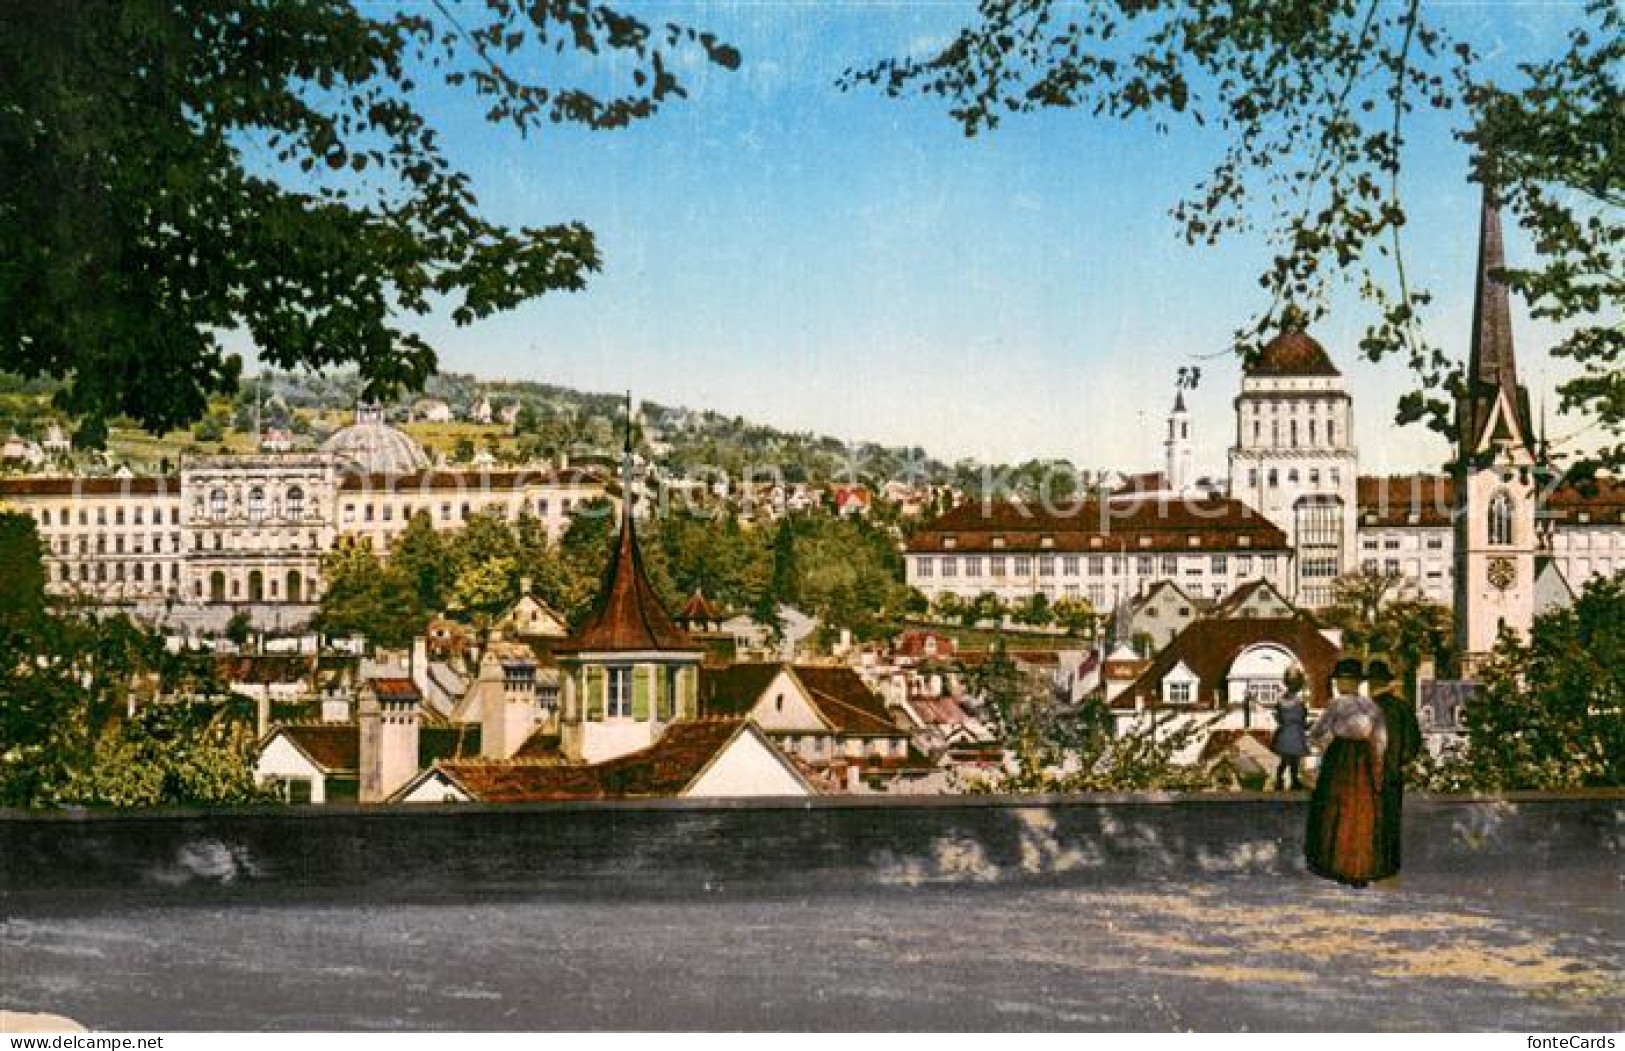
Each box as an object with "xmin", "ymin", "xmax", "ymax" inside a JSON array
[{"xmin": 1462, "ymin": 182, "xmax": 1532, "ymax": 455}]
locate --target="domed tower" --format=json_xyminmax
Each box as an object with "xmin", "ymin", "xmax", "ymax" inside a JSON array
[
  {"xmin": 320, "ymin": 405, "xmax": 431, "ymax": 477},
  {"xmin": 1228, "ymin": 331, "xmax": 1358, "ymax": 607}
]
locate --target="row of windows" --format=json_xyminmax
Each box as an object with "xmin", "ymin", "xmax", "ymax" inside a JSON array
[
  {"xmin": 46, "ymin": 533, "xmax": 184, "ymax": 556},
  {"xmin": 1248, "ymin": 419, "xmax": 1340, "ymax": 449},
  {"xmin": 36, "ymin": 505, "xmax": 180, "ymax": 527},
  {"xmin": 915, "ymin": 554, "xmax": 1278, "ymax": 578},
  {"xmin": 1247, "ymin": 466, "xmax": 1343, "ymax": 488},
  {"xmin": 1362, "ymin": 535, "xmax": 1448, "ymax": 552},
  {"xmin": 201, "ymin": 485, "xmax": 307, "ymax": 524},
  {"xmin": 57, "ymin": 561, "xmax": 181, "ymax": 584},
  {"xmin": 340, "ymin": 497, "xmax": 573, "ymax": 525}
]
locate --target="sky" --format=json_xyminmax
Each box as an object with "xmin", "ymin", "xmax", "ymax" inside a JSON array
[{"xmin": 314, "ymin": 0, "xmax": 1597, "ymax": 476}]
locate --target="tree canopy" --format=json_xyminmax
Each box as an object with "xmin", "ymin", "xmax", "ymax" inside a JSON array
[
  {"xmin": 847, "ymin": 0, "xmax": 1623, "ymax": 477},
  {"xmin": 0, "ymin": 0, "xmax": 738, "ymax": 445}
]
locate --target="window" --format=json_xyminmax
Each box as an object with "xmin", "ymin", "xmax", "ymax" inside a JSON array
[
  {"xmin": 114, "ymin": 508, "xmax": 124, "ymax": 526},
  {"xmin": 1012, "ymin": 556, "xmax": 1031, "ymax": 575},
  {"xmin": 1309, "ymin": 469, "xmax": 1320, "ymax": 486},
  {"xmin": 248, "ymin": 487, "xmax": 265, "ymax": 523},
  {"xmin": 1062, "ymin": 556, "xmax": 1079, "ymax": 576},
  {"xmin": 941, "ymin": 557, "xmax": 957, "ymax": 578},
  {"xmin": 989, "ymin": 556, "xmax": 1006, "ymax": 577},
  {"xmin": 41, "ymin": 509, "xmax": 51, "ymax": 527},
  {"xmin": 606, "ymin": 667, "xmax": 632, "ymax": 718},
  {"xmin": 1088, "ymin": 556, "xmax": 1104, "ymax": 576},
  {"xmin": 132, "ymin": 508, "xmax": 142, "ymax": 526},
  {"xmin": 963, "ymin": 557, "xmax": 982, "ymax": 577},
  {"xmin": 1288, "ymin": 469, "xmax": 1300, "ymax": 484},
  {"xmin": 364, "ymin": 503, "xmax": 374, "ymax": 522},
  {"xmin": 1162, "ymin": 556, "xmax": 1178, "ymax": 575},
  {"xmin": 1037, "ymin": 556, "xmax": 1054, "ymax": 577},
  {"xmin": 1167, "ymin": 681, "xmax": 1193, "ymax": 705},
  {"xmin": 1488, "ymin": 490, "xmax": 1514, "ymax": 546},
  {"xmin": 286, "ymin": 486, "xmax": 305, "ymax": 519},
  {"xmin": 916, "ymin": 557, "xmax": 934, "ymax": 578},
  {"xmin": 1137, "ymin": 555, "xmax": 1154, "ymax": 575},
  {"xmin": 1248, "ymin": 468, "xmax": 1259, "ymax": 487},
  {"xmin": 209, "ymin": 488, "xmax": 226, "ymax": 521},
  {"xmin": 1267, "ymin": 469, "xmax": 1279, "ymax": 487},
  {"xmin": 1212, "ymin": 555, "xmax": 1227, "ymax": 574}
]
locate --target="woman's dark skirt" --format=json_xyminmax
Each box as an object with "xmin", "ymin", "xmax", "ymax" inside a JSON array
[{"xmin": 1306, "ymin": 736, "xmax": 1384, "ymax": 886}]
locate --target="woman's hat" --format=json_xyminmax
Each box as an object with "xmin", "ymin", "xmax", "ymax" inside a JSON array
[
  {"xmin": 1332, "ymin": 657, "xmax": 1365, "ymax": 680},
  {"xmin": 1366, "ymin": 657, "xmax": 1396, "ymax": 684}
]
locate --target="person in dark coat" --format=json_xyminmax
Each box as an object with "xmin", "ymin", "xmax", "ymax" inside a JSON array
[
  {"xmin": 1272, "ymin": 665, "xmax": 1310, "ymax": 791},
  {"xmin": 1305, "ymin": 657, "xmax": 1387, "ymax": 888},
  {"xmin": 1368, "ymin": 657, "xmax": 1423, "ymax": 879}
]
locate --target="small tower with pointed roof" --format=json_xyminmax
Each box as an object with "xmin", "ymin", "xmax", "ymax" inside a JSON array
[
  {"xmin": 1164, "ymin": 388, "xmax": 1193, "ymax": 494},
  {"xmin": 1454, "ymin": 183, "xmax": 1538, "ymax": 669},
  {"xmin": 556, "ymin": 396, "xmax": 702, "ymax": 763}
]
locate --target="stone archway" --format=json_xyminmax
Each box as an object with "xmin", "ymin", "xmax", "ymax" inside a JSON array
[
  {"xmin": 248, "ymin": 570, "xmax": 264, "ymax": 603},
  {"xmin": 286, "ymin": 570, "xmax": 302, "ymax": 604},
  {"xmin": 209, "ymin": 571, "xmax": 226, "ymax": 604}
]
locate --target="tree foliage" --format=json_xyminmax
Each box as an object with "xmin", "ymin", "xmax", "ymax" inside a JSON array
[
  {"xmin": 0, "ymin": 513, "xmax": 265, "ymax": 807},
  {"xmin": 847, "ymin": 0, "xmax": 1623, "ymax": 475},
  {"xmin": 0, "ymin": 0, "xmax": 738, "ymax": 445},
  {"xmin": 1440, "ymin": 572, "xmax": 1625, "ymax": 789}
]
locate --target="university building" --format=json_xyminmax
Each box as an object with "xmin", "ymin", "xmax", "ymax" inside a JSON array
[
  {"xmin": 906, "ymin": 185, "xmax": 1625, "ymax": 650},
  {"xmin": 0, "ymin": 408, "xmax": 607, "ymax": 624}
]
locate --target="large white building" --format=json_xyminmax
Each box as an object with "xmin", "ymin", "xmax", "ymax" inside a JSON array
[
  {"xmin": 0, "ymin": 409, "xmax": 607, "ymax": 626},
  {"xmin": 908, "ymin": 191, "xmax": 1625, "ymax": 621}
]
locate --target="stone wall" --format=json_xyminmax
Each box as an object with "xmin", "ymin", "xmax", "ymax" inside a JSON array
[{"xmin": 3, "ymin": 792, "xmax": 1619, "ymax": 905}]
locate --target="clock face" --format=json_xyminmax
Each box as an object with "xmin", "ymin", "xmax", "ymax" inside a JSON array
[{"xmin": 1487, "ymin": 557, "xmax": 1518, "ymax": 591}]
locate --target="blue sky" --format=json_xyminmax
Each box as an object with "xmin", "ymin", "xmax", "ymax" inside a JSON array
[{"xmin": 334, "ymin": 1, "xmax": 1592, "ymax": 475}]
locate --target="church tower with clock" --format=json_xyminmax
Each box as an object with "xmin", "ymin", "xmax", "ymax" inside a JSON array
[{"xmin": 1454, "ymin": 184, "xmax": 1540, "ymax": 671}]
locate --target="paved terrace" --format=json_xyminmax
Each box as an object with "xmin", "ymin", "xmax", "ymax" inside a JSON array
[{"xmin": 1, "ymin": 793, "xmax": 1620, "ymax": 1031}]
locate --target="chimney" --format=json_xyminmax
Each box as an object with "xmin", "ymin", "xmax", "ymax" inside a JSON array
[
  {"xmin": 410, "ymin": 637, "xmax": 431, "ymax": 698},
  {"xmin": 256, "ymin": 693, "xmax": 271, "ymax": 738},
  {"xmin": 359, "ymin": 680, "xmax": 421, "ymax": 803},
  {"xmin": 519, "ymin": 575, "xmax": 533, "ymax": 597},
  {"xmin": 478, "ymin": 650, "xmax": 536, "ymax": 760}
]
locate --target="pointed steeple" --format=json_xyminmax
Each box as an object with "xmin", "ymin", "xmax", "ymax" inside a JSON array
[
  {"xmin": 562, "ymin": 392, "xmax": 697, "ymax": 653},
  {"xmin": 1462, "ymin": 183, "xmax": 1533, "ymax": 455},
  {"xmin": 1172, "ymin": 389, "xmax": 1187, "ymax": 414}
]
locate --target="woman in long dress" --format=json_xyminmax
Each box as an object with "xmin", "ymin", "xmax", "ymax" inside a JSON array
[
  {"xmin": 1305, "ymin": 658, "xmax": 1387, "ymax": 887},
  {"xmin": 1368, "ymin": 657, "xmax": 1423, "ymax": 879}
]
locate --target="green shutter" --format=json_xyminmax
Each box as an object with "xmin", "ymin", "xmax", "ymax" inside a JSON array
[
  {"xmin": 585, "ymin": 666, "xmax": 604, "ymax": 721},
  {"xmin": 655, "ymin": 666, "xmax": 673, "ymax": 722},
  {"xmin": 632, "ymin": 665, "xmax": 652, "ymax": 721}
]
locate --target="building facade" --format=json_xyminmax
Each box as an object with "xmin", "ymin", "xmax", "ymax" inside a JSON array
[{"xmin": 0, "ymin": 412, "xmax": 607, "ymax": 622}]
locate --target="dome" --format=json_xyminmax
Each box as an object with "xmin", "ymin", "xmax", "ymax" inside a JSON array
[
  {"xmin": 1246, "ymin": 331, "xmax": 1341, "ymax": 378},
  {"xmin": 321, "ymin": 407, "xmax": 431, "ymax": 476}
]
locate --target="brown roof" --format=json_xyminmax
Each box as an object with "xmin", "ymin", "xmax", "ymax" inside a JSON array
[
  {"xmin": 1209, "ymin": 578, "xmax": 1294, "ymax": 619},
  {"xmin": 267, "ymin": 721, "xmax": 480, "ymax": 775},
  {"xmin": 792, "ymin": 666, "xmax": 903, "ymax": 737},
  {"xmin": 562, "ymin": 513, "xmax": 699, "ymax": 653},
  {"xmin": 436, "ymin": 718, "xmax": 799, "ymax": 802},
  {"xmin": 369, "ymin": 677, "xmax": 421, "ymax": 701},
  {"xmin": 1545, "ymin": 478, "xmax": 1625, "ymax": 525},
  {"xmin": 1244, "ymin": 331, "xmax": 1341, "ymax": 378},
  {"xmin": 1117, "ymin": 616, "xmax": 1342, "ymax": 711},
  {"xmin": 0, "ymin": 476, "xmax": 180, "ymax": 497},
  {"xmin": 699, "ymin": 662, "xmax": 904, "ymax": 738},
  {"xmin": 907, "ymin": 496, "xmax": 1288, "ymax": 554},
  {"xmin": 1356, "ymin": 474, "xmax": 1455, "ymax": 527},
  {"xmin": 700, "ymin": 663, "xmax": 785, "ymax": 716},
  {"xmin": 677, "ymin": 588, "xmax": 728, "ymax": 624}
]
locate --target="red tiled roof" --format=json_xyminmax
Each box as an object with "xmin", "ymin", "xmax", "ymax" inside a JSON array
[
  {"xmin": 562, "ymin": 513, "xmax": 699, "ymax": 653},
  {"xmin": 677, "ymin": 589, "xmax": 727, "ymax": 624},
  {"xmin": 1244, "ymin": 331, "xmax": 1341, "ymax": 378},
  {"xmin": 369, "ymin": 677, "xmax": 421, "ymax": 701},
  {"xmin": 907, "ymin": 496, "xmax": 1288, "ymax": 554},
  {"xmin": 1545, "ymin": 478, "xmax": 1625, "ymax": 525},
  {"xmin": 792, "ymin": 666, "xmax": 903, "ymax": 737},
  {"xmin": 267, "ymin": 721, "xmax": 480, "ymax": 774},
  {"xmin": 1356, "ymin": 474, "xmax": 1455, "ymax": 527},
  {"xmin": 437, "ymin": 718, "xmax": 794, "ymax": 801},
  {"xmin": 699, "ymin": 663, "xmax": 783, "ymax": 716},
  {"xmin": 1117, "ymin": 616, "xmax": 1341, "ymax": 711},
  {"xmin": 0, "ymin": 476, "xmax": 180, "ymax": 497},
  {"xmin": 1210, "ymin": 578, "xmax": 1295, "ymax": 619}
]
